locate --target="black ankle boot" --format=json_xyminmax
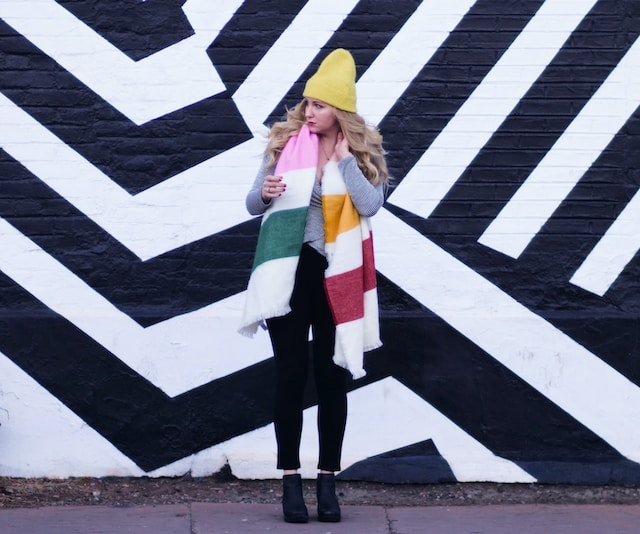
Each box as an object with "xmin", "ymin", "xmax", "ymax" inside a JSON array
[
  {"xmin": 317, "ymin": 473, "xmax": 341, "ymax": 522},
  {"xmin": 282, "ymin": 474, "xmax": 308, "ymax": 523}
]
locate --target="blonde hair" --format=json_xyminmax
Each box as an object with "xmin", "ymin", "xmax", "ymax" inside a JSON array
[{"xmin": 264, "ymin": 99, "xmax": 389, "ymax": 186}]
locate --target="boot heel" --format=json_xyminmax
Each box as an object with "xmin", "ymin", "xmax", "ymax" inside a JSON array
[
  {"xmin": 282, "ymin": 474, "xmax": 308, "ymax": 523},
  {"xmin": 317, "ymin": 473, "xmax": 341, "ymax": 522}
]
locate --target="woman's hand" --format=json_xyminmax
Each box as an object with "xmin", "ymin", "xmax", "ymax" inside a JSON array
[
  {"xmin": 262, "ymin": 175, "xmax": 286, "ymax": 203},
  {"xmin": 333, "ymin": 131, "xmax": 350, "ymax": 161}
]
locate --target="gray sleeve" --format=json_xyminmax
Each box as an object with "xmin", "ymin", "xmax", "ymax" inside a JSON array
[
  {"xmin": 338, "ymin": 155, "xmax": 385, "ymax": 217},
  {"xmin": 245, "ymin": 159, "xmax": 275, "ymax": 216}
]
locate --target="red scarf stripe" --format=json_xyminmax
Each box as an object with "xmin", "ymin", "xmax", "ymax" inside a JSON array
[
  {"xmin": 324, "ymin": 266, "xmax": 364, "ymax": 325},
  {"xmin": 325, "ymin": 235, "xmax": 377, "ymax": 325},
  {"xmin": 362, "ymin": 233, "xmax": 377, "ymax": 292}
]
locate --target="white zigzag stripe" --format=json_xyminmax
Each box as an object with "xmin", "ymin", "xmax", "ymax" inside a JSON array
[
  {"xmin": 0, "ymin": 216, "xmax": 272, "ymax": 398},
  {"xmin": 387, "ymin": 0, "xmax": 598, "ymax": 218},
  {"xmin": 204, "ymin": 378, "xmax": 537, "ymax": 482},
  {"xmin": 0, "ymin": 93, "xmax": 263, "ymax": 261},
  {"xmin": 0, "ymin": 0, "xmax": 477, "ymax": 262},
  {"xmin": 0, "ymin": 0, "xmax": 242, "ymax": 125},
  {"xmin": 0, "ymin": 354, "xmax": 144, "ymax": 477},
  {"xmin": 344, "ymin": 379, "xmax": 536, "ymax": 483},
  {"xmin": 375, "ymin": 208, "xmax": 640, "ymax": 463}
]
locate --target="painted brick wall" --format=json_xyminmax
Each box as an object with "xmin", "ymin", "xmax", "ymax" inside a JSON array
[{"xmin": 0, "ymin": 0, "xmax": 639, "ymax": 483}]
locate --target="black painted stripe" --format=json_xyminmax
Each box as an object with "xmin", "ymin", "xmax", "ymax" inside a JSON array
[
  {"xmin": 0, "ymin": 21, "xmax": 252, "ymax": 194},
  {"xmin": 207, "ymin": 0, "xmax": 308, "ymax": 96},
  {"xmin": 339, "ymin": 440, "xmax": 457, "ymax": 483},
  {"xmin": 0, "ymin": 264, "xmax": 279, "ymax": 471},
  {"xmin": 427, "ymin": 0, "xmax": 640, "ymax": 238},
  {"xmin": 55, "ymin": 0, "xmax": 194, "ymax": 60},
  {"xmin": 376, "ymin": 314, "xmax": 640, "ymax": 483},
  {"xmin": 0, "ymin": 149, "xmax": 258, "ymax": 326},
  {"xmin": 378, "ymin": 0, "xmax": 546, "ymax": 184},
  {"xmin": 265, "ymin": 0, "xmax": 424, "ymax": 126},
  {"xmin": 407, "ymin": 0, "xmax": 640, "ymax": 383},
  {"xmin": 0, "ymin": 267, "xmax": 631, "ymax": 477}
]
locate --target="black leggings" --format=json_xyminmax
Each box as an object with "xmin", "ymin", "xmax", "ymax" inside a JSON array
[{"xmin": 267, "ymin": 244, "xmax": 349, "ymax": 472}]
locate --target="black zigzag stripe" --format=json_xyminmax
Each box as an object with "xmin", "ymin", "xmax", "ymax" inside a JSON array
[
  {"xmin": 0, "ymin": 21, "xmax": 252, "ymax": 195},
  {"xmin": 55, "ymin": 0, "xmax": 193, "ymax": 60},
  {"xmin": 0, "ymin": 265, "xmax": 392, "ymax": 471},
  {"xmin": 376, "ymin": 279, "xmax": 640, "ymax": 484},
  {"xmin": 374, "ymin": 282, "xmax": 640, "ymax": 483},
  {"xmin": 207, "ymin": 0, "xmax": 308, "ymax": 96},
  {"xmin": 376, "ymin": 314, "xmax": 640, "ymax": 484},
  {"xmin": 264, "ymin": 0, "xmax": 424, "ymax": 126},
  {"xmin": 0, "ymin": 264, "xmax": 280, "ymax": 472},
  {"xmin": 0, "ymin": 149, "xmax": 258, "ymax": 326},
  {"xmin": 0, "ymin": 263, "xmax": 631, "ymax": 476},
  {"xmin": 0, "ymin": 0, "xmax": 508, "ymax": 327},
  {"xmin": 379, "ymin": 0, "xmax": 546, "ymax": 185}
]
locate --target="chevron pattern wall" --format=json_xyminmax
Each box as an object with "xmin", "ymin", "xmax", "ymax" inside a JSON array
[{"xmin": 0, "ymin": 0, "xmax": 639, "ymax": 483}]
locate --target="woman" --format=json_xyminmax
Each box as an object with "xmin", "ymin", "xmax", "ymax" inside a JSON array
[{"xmin": 239, "ymin": 49, "xmax": 389, "ymax": 523}]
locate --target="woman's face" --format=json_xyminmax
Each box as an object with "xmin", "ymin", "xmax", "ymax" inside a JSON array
[{"xmin": 304, "ymin": 98, "xmax": 338, "ymax": 136}]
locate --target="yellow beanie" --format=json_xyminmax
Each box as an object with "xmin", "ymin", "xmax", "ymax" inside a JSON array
[{"xmin": 303, "ymin": 49, "xmax": 357, "ymax": 113}]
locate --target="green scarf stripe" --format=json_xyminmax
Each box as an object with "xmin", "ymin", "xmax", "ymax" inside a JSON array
[{"xmin": 252, "ymin": 206, "xmax": 309, "ymax": 271}]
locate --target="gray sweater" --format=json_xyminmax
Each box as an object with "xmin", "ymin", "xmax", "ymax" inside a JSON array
[{"xmin": 246, "ymin": 155, "xmax": 385, "ymax": 255}]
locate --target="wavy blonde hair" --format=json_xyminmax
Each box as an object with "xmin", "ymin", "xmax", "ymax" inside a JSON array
[{"xmin": 264, "ymin": 99, "xmax": 389, "ymax": 186}]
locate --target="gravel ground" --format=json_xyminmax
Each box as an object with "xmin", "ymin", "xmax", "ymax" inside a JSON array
[{"xmin": 2, "ymin": 474, "xmax": 640, "ymax": 509}]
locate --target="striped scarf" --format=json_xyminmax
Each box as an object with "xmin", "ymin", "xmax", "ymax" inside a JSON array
[{"xmin": 239, "ymin": 125, "xmax": 381, "ymax": 379}]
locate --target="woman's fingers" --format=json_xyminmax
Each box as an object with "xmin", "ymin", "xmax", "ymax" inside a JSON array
[{"xmin": 262, "ymin": 175, "xmax": 286, "ymax": 201}]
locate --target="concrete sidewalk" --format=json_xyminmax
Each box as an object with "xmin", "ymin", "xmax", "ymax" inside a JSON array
[{"xmin": 3, "ymin": 503, "xmax": 640, "ymax": 533}]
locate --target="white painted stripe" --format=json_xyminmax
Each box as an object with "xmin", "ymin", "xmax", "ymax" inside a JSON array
[
  {"xmin": 0, "ymin": 0, "xmax": 483, "ymax": 262},
  {"xmin": 387, "ymin": 0, "xmax": 598, "ymax": 218},
  {"xmin": 345, "ymin": 378, "xmax": 536, "ymax": 482},
  {"xmin": 232, "ymin": 0, "xmax": 360, "ymax": 134},
  {"xmin": 375, "ymin": 209, "xmax": 640, "ymax": 462},
  {"xmin": 0, "ymin": 92, "xmax": 264, "ymax": 260},
  {"xmin": 0, "ymin": 0, "xmax": 241, "ymax": 125},
  {"xmin": 355, "ymin": 379, "xmax": 535, "ymax": 483},
  {"xmin": 569, "ymin": 187, "xmax": 640, "ymax": 295},
  {"xmin": 0, "ymin": 355, "xmax": 143, "ymax": 477},
  {"xmin": 0, "ymin": 217, "xmax": 273, "ymax": 397},
  {"xmin": 209, "ymin": 377, "xmax": 536, "ymax": 482},
  {"xmin": 479, "ymin": 35, "xmax": 640, "ymax": 259},
  {"xmin": 356, "ymin": 0, "xmax": 477, "ymax": 125}
]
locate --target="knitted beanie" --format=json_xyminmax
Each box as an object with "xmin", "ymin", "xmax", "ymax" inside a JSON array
[{"xmin": 303, "ymin": 49, "xmax": 357, "ymax": 113}]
